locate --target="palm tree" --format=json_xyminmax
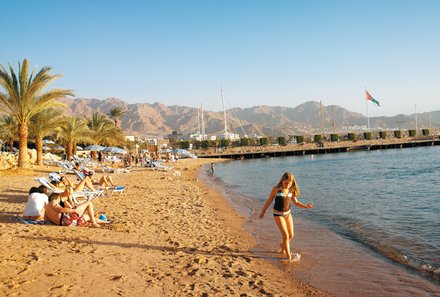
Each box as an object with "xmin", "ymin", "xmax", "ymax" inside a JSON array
[
  {"xmin": 0, "ymin": 115, "xmax": 19, "ymax": 152},
  {"xmin": 29, "ymin": 108, "xmax": 63, "ymax": 165},
  {"xmin": 57, "ymin": 116, "xmax": 90, "ymax": 160},
  {"xmin": 0, "ymin": 59, "xmax": 74, "ymax": 168},
  {"xmin": 107, "ymin": 106, "xmax": 126, "ymax": 127},
  {"xmin": 87, "ymin": 112, "xmax": 124, "ymax": 146}
]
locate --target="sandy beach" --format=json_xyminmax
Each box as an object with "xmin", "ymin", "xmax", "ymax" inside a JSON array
[{"xmin": 0, "ymin": 158, "xmax": 329, "ymax": 297}]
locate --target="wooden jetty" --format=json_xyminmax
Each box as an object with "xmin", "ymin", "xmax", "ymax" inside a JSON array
[{"xmin": 197, "ymin": 139, "xmax": 440, "ymax": 160}]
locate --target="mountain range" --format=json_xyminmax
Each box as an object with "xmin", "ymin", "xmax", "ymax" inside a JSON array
[{"xmin": 59, "ymin": 98, "xmax": 440, "ymax": 138}]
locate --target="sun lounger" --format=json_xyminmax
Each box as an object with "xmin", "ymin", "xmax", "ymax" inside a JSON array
[
  {"xmin": 53, "ymin": 160, "xmax": 76, "ymax": 174},
  {"xmin": 36, "ymin": 176, "xmax": 101, "ymax": 203},
  {"xmin": 152, "ymin": 161, "xmax": 173, "ymax": 172},
  {"xmin": 74, "ymin": 170, "xmax": 125, "ymax": 196}
]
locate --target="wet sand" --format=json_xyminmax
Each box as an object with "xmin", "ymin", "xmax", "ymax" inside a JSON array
[{"xmin": 0, "ymin": 159, "xmax": 329, "ymax": 296}]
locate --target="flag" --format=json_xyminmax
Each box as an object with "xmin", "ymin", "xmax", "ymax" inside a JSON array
[{"xmin": 365, "ymin": 90, "xmax": 380, "ymax": 107}]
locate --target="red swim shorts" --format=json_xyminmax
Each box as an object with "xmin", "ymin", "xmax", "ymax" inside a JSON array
[{"xmin": 61, "ymin": 212, "xmax": 87, "ymax": 227}]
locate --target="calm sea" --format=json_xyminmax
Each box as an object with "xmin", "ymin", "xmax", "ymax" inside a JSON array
[{"xmin": 200, "ymin": 146, "xmax": 440, "ymax": 297}]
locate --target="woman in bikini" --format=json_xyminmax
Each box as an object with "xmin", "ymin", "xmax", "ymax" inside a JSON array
[
  {"xmin": 45, "ymin": 193, "xmax": 108, "ymax": 227},
  {"xmin": 259, "ymin": 172, "xmax": 314, "ymax": 261}
]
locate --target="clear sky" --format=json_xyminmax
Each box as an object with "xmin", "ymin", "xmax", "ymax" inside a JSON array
[{"xmin": 1, "ymin": 0, "xmax": 439, "ymax": 116}]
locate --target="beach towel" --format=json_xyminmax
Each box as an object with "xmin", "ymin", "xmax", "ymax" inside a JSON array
[{"xmin": 10, "ymin": 216, "xmax": 50, "ymax": 225}]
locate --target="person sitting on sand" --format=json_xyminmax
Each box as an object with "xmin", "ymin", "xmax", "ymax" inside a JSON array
[
  {"xmin": 259, "ymin": 172, "xmax": 314, "ymax": 261},
  {"xmin": 23, "ymin": 185, "xmax": 49, "ymax": 220},
  {"xmin": 45, "ymin": 193, "xmax": 107, "ymax": 227}
]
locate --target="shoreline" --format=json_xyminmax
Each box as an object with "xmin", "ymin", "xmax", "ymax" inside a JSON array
[
  {"xmin": 0, "ymin": 159, "xmax": 329, "ymax": 296},
  {"xmin": 205, "ymin": 152, "xmax": 440, "ymax": 297}
]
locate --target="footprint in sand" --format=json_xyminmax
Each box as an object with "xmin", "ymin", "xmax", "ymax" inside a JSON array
[{"xmin": 108, "ymin": 275, "xmax": 127, "ymax": 282}]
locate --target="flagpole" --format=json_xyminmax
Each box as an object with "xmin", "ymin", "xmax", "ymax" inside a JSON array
[
  {"xmin": 365, "ymin": 88, "xmax": 370, "ymax": 131},
  {"xmin": 415, "ymin": 104, "xmax": 418, "ymax": 136}
]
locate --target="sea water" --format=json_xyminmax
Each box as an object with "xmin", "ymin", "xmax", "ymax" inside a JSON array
[{"xmin": 200, "ymin": 146, "xmax": 440, "ymax": 297}]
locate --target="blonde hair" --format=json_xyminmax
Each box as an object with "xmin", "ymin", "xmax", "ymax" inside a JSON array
[{"xmin": 277, "ymin": 172, "xmax": 300, "ymax": 197}]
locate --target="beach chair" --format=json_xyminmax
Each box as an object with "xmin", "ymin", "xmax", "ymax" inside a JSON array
[
  {"xmin": 152, "ymin": 161, "xmax": 173, "ymax": 172},
  {"xmin": 103, "ymin": 165, "xmax": 124, "ymax": 174},
  {"xmin": 34, "ymin": 177, "xmax": 63, "ymax": 194},
  {"xmin": 53, "ymin": 161, "xmax": 76, "ymax": 174},
  {"xmin": 74, "ymin": 170, "xmax": 125, "ymax": 196},
  {"xmin": 37, "ymin": 175, "xmax": 101, "ymax": 203}
]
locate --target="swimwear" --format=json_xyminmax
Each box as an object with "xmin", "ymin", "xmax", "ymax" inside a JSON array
[
  {"xmin": 273, "ymin": 188, "xmax": 292, "ymax": 217},
  {"xmin": 60, "ymin": 212, "xmax": 87, "ymax": 227},
  {"xmin": 273, "ymin": 209, "xmax": 291, "ymax": 217}
]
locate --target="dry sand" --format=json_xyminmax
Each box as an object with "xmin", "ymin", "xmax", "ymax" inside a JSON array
[{"xmin": 0, "ymin": 159, "xmax": 329, "ymax": 297}]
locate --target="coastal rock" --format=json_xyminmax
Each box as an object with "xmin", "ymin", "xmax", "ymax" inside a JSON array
[{"xmin": 0, "ymin": 152, "xmax": 17, "ymax": 170}]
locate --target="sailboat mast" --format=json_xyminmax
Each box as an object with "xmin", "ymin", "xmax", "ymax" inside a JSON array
[
  {"xmin": 320, "ymin": 100, "xmax": 324, "ymax": 135},
  {"xmin": 221, "ymin": 88, "xmax": 228, "ymax": 137},
  {"xmin": 332, "ymin": 106, "xmax": 336, "ymax": 134},
  {"xmin": 197, "ymin": 105, "xmax": 201, "ymax": 135},
  {"xmin": 201, "ymin": 103, "xmax": 205, "ymax": 140}
]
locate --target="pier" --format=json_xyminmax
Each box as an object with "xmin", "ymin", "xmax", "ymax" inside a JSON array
[{"xmin": 197, "ymin": 139, "xmax": 440, "ymax": 160}]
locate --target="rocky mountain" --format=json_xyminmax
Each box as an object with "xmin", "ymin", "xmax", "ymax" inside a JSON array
[{"xmin": 58, "ymin": 98, "xmax": 440, "ymax": 137}]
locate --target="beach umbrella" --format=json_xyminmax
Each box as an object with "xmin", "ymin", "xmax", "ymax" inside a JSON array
[
  {"xmin": 84, "ymin": 145, "xmax": 105, "ymax": 151},
  {"xmin": 52, "ymin": 145, "xmax": 65, "ymax": 151},
  {"xmin": 43, "ymin": 146, "xmax": 52, "ymax": 151},
  {"xmin": 160, "ymin": 148, "xmax": 172, "ymax": 154},
  {"xmin": 103, "ymin": 146, "xmax": 127, "ymax": 154},
  {"xmin": 43, "ymin": 139, "xmax": 55, "ymax": 144},
  {"xmin": 76, "ymin": 146, "xmax": 84, "ymax": 151}
]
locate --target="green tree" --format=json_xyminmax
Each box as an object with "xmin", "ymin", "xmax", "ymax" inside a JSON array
[
  {"xmin": 259, "ymin": 137, "xmax": 268, "ymax": 146},
  {"xmin": 107, "ymin": 106, "xmax": 126, "ymax": 127},
  {"xmin": 29, "ymin": 108, "xmax": 63, "ymax": 165},
  {"xmin": 0, "ymin": 59, "xmax": 73, "ymax": 168},
  {"xmin": 219, "ymin": 138, "xmax": 230, "ymax": 148},
  {"xmin": 240, "ymin": 138, "xmax": 249, "ymax": 146},
  {"xmin": 57, "ymin": 116, "xmax": 90, "ymax": 160},
  {"xmin": 0, "ymin": 115, "xmax": 19, "ymax": 152},
  {"xmin": 201, "ymin": 140, "xmax": 210, "ymax": 149},
  {"xmin": 87, "ymin": 112, "xmax": 125, "ymax": 146},
  {"xmin": 180, "ymin": 141, "xmax": 190, "ymax": 150},
  {"xmin": 277, "ymin": 136, "xmax": 286, "ymax": 145}
]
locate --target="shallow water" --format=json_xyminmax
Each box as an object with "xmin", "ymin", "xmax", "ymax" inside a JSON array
[{"xmin": 200, "ymin": 146, "xmax": 440, "ymax": 297}]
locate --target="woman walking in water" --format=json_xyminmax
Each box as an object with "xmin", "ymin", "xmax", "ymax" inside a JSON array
[{"xmin": 259, "ymin": 172, "xmax": 314, "ymax": 261}]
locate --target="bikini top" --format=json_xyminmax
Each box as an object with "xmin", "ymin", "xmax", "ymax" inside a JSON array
[{"xmin": 273, "ymin": 188, "xmax": 293, "ymax": 212}]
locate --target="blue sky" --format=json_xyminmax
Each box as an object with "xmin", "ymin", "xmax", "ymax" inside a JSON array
[{"xmin": 1, "ymin": 0, "xmax": 439, "ymax": 116}]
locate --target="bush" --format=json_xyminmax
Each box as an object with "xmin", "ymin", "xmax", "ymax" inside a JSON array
[
  {"xmin": 296, "ymin": 135, "xmax": 304, "ymax": 144},
  {"xmin": 394, "ymin": 130, "xmax": 401, "ymax": 138},
  {"xmin": 180, "ymin": 141, "xmax": 190, "ymax": 150},
  {"xmin": 408, "ymin": 130, "xmax": 416, "ymax": 137},
  {"xmin": 218, "ymin": 139, "xmax": 230, "ymax": 148},
  {"xmin": 314, "ymin": 135, "xmax": 322, "ymax": 142},
  {"xmin": 259, "ymin": 137, "xmax": 268, "ymax": 146},
  {"xmin": 277, "ymin": 136, "xmax": 286, "ymax": 145},
  {"xmin": 379, "ymin": 131, "xmax": 387, "ymax": 139},
  {"xmin": 363, "ymin": 132, "xmax": 372, "ymax": 140},
  {"xmin": 330, "ymin": 134, "xmax": 339, "ymax": 142},
  {"xmin": 240, "ymin": 138, "xmax": 249, "ymax": 146},
  {"xmin": 348, "ymin": 133, "xmax": 356, "ymax": 141},
  {"xmin": 201, "ymin": 140, "xmax": 210, "ymax": 149},
  {"xmin": 422, "ymin": 129, "xmax": 429, "ymax": 136}
]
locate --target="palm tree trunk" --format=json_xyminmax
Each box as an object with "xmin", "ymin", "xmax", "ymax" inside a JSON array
[
  {"xmin": 9, "ymin": 138, "xmax": 14, "ymax": 152},
  {"xmin": 67, "ymin": 143, "xmax": 73, "ymax": 161},
  {"xmin": 18, "ymin": 122, "xmax": 29, "ymax": 168},
  {"xmin": 36, "ymin": 137, "xmax": 43, "ymax": 165}
]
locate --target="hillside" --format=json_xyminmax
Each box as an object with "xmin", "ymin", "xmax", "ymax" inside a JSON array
[{"xmin": 58, "ymin": 98, "xmax": 440, "ymax": 137}]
